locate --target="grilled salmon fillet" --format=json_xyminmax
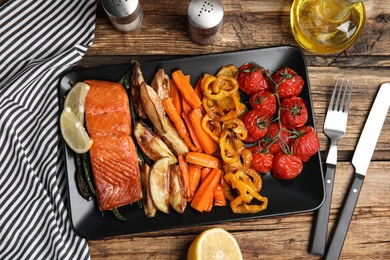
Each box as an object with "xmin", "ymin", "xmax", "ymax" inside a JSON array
[
  {"xmin": 85, "ymin": 80, "xmax": 131, "ymax": 136},
  {"xmin": 85, "ymin": 79, "xmax": 142, "ymax": 211}
]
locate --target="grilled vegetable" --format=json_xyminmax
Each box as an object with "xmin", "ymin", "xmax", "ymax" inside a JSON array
[
  {"xmin": 130, "ymin": 62, "xmax": 148, "ymax": 119},
  {"xmin": 81, "ymin": 152, "xmax": 96, "ymax": 196},
  {"xmin": 140, "ymin": 82, "xmax": 165, "ymax": 132},
  {"xmin": 75, "ymin": 154, "xmax": 92, "ymax": 200},
  {"xmin": 151, "ymin": 68, "xmax": 171, "ymax": 101},
  {"xmin": 150, "ymin": 157, "xmax": 170, "ymax": 214},
  {"xmin": 133, "ymin": 121, "xmax": 177, "ymax": 165},
  {"xmin": 169, "ymin": 164, "xmax": 187, "ymax": 214},
  {"xmin": 141, "ymin": 164, "xmax": 157, "ymax": 218},
  {"xmin": 112, "ymin": 208, "xmax": 127, "ymax": 221},
  {"xmin": 140, "ymin": 82, "xmax": 189, "ymax": 155}
]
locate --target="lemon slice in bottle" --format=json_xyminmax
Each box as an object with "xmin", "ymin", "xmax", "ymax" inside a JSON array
[
  {"xmin": 60, "ymin": 106, "xmax": 93, "ymax": 154},
  {"xmin": 187, "ymin": 228, "xmax": 243, "ymax": 260},
  {"xmin": 63, "ymin": 82, "xmax": 90, "ymax": 125}
]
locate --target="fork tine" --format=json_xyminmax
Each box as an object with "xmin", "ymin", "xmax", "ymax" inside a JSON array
[
  {"xmin": 344, "ymin": 80, "xmax": 353, "ymax": 113},
  {"xmin": 328, "ymin": 79, "xmax": 339, "ymax": 111},
  {"xmin": 334, "ymin": 79, "xmax": 344, "ymax": 111}
]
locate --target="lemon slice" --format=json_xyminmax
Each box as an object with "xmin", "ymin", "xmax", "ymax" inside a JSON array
[
  {"xmin": 187, "ymin": 228, "xmax": 243, "ymax": 260},
  {"xmin": 64, "ymin": 82, "xmax": 90, "ymax": 125},
  {"xmin": 60, "ymin": 106, "xmax": 93, "ymax": 154}
]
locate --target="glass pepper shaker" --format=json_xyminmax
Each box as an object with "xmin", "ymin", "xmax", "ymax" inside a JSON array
[
  {"xmin": 187, "ymin": 0, "xmax": 224, "ymax": 45},
  {"xmin": 102, "ymin": 0, "xmax": 143, "ymax": 33}
]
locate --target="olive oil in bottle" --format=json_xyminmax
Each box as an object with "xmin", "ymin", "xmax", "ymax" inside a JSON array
[{"xmin": 290, "ymin": 0, "xmax": 366, "ymax": 54}]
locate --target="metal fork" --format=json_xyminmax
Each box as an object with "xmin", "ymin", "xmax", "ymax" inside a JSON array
[{"xmin": 310, "ymin": 79, "xmax": 353, "ymax": 256}]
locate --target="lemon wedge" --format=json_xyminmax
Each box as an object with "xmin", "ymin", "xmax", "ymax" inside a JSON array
[
  {"xmin": 60, "ymin": 106, "xmax": 93, "ymax": 154},
  {"xmin": 187, "ymin": 228, "xmax": 243, "ymax": 260},
  {"xmin": 63, "ymin": 82, "xmax": 90, "ymax": 125}
]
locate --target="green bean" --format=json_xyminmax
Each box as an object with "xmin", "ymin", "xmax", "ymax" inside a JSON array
[
  {"xmin": 112, "ymin": 208, "xmax": 127, "ymax": 221},
  {"xmin": 82, "ymin": 152, "xmax": 96, "ymax": 196},
  {"xmin": 75, "ymin": 154, "xmax": 92, "ymax": 200}
]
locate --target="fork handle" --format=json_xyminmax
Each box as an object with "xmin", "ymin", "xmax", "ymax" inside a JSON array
[{"xmin": 309, "ymin": 163, "xmax": 336, "ymax": 256}]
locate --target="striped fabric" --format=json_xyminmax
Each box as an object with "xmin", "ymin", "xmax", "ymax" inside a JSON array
[{"xmin": 0, "ymin": 1, "xmax": 96, "ymax": 259}]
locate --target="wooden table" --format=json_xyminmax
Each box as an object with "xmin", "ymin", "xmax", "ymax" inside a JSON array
[{"xmin": 82, "ymin": 1, "xmax": 390, "ymax": 259}]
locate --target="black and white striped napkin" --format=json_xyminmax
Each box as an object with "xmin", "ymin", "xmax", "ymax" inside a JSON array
[{"xmin": 1, "ymin": 1, "xmax": 96, "ymax": 259}]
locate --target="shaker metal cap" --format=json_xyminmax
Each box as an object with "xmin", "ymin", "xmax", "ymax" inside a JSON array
[
  {"xmin": 188, "ymin": 0, "xmax": 224, "ymax": 29},
  {"xmin": 102, "ymin": 0, "xmax": 139, "ymax": 18}
]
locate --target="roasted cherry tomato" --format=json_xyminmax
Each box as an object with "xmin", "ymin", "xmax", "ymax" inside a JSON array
[
  {"xmin": 280, "ymin": 96, "xmax": 308, "ymax": 128},
  {"xmin": 237, "ymin": 63, "xmax": 270, "ymax": 95},
  {"xmin": 292, "ymin": 126, "xmax": 320, "ymax": 162},
  {"xmin": 249, "ymin": 90, "xmax": 277, "ymax": 119},
  {"xmin": 264, "ymin": 122, "xmax": 291, "ymax": 154},
  {"xmin": 249, "ymin": 146, "xmax": 274, "ymax": 173},
  {"xmin": 271, "ymin": 67, "xmax": 304, "ymax": 99},
  {"xmin": 242, "ymin": 110, "xmax": 270, "ymax": 143},
  {"xmin": 272, "ymin": 152, "xmax": 303, "ymax": 180}
]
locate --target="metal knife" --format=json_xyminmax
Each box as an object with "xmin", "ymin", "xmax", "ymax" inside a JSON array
[{"xmin": 325, "ymin": 83, "xmax": 390, "ymax": 260}]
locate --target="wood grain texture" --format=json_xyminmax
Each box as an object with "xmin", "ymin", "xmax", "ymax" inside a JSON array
[
  {"xmin": 82, "ymin": 0, "xmax": 390, "ymax": 259},
  {"xmin": 84, "ymin": 0, "xmax": 390, "ymax": 57},
  {"xmin": 88, "ymin": 163, "xmax": 390, "ymax": 260}
]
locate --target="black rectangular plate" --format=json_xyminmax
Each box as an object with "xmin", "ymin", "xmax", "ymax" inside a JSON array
[{"xmin": 59, "ymin": 46, "xmax": 324, "ymax": 239}]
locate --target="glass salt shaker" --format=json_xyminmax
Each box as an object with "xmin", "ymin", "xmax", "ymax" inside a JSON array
[
  {"xmin": 187, "ymin": 0, "xmax": 224, "ymax": 45},
  {"xmin": 102, "ymin": 0, "xmax": 143, "ymax": 33}
]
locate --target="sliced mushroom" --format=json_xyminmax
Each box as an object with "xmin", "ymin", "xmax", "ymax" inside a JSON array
[
  {"xmin": 131, "ymin": 62, "xmax": 147, "ymax": 119},
  {"xmin": 140, "ymin": 164, "xmax": 156, "ymax": 218},
  {"xmin": 169, "ymin": 164, "xmax": 187, "ymax": 214},
  {"xmin": 134, "ymin": 121, "xmax": 177, "ymax": 165},
  {"xmin": 151, "ymin": 68, "xmax": 171, "ymax": 101},
  {"xmin": 150, "ymin": 157, "xmax": 170, "ymax": 214}
]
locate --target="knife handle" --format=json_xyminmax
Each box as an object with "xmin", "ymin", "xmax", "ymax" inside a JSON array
[
  {"xmin": 309, "ymin": 163, "xmax": 336, "ymax": 256},
  {"xmin": 325, "ymin": 173, "xmax": 365, "ymax": 260}
]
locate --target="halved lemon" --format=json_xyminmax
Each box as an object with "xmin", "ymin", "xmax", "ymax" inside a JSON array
[
  {"xmin": 60, "ymin": 106, "xmax": 93, "ymax": 154},
  {"xmin": 187, "ymin": 228, "xmax": 243, "ymax": 260},
  {"xmin": 63, "ymin": 82, "xmax": 90, "ymax": 125}
]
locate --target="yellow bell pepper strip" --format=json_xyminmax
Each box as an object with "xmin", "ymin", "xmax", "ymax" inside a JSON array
[
  {"xmin": 222, "ymin": 118, "xmax": 248, "ymax": 141},
  {"xmin": 201, "ymin": 74, "xmax": 239, "ymax": 100},
  {"xmin": 217, "ymin": 64, "xmax": 239, "ymax": 78},
  {"xmin": 220, "ymin": 129, "xmax": 239, "ymax": 165},
  {"xmin": 202, "ymin": 93, "xmax": 245, "ymax": 122},
  {"xmin": 224, "ymin": 171, "xmax": 268, "ymax": 214},
  {"xmin": 201, "ymin": 114, "xmax": 222, "ymax": 143}
]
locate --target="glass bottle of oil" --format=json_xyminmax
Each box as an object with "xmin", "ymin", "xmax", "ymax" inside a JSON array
[{"xmin": 290, "ymin": 0, "xmax": 366, "ymax": 54}]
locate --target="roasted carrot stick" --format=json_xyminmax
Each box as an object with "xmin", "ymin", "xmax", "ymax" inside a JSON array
[
  {"xmin": 172, "ymin": 70, "xmax": 202, "ymax": 109},
  {"xmin": 181, "ymin": 95, "xmax": 193, "ymax": 114},
  {"xmin": 188, "ymin": 163, "xmax": 202, "ymax": 198},
  {"xmin": 194, "ymin": 77, "xmax": 203, "ymax": 99},
  {"xmin": 200, "ymin": 167, "xmax": 212, "ymax": 182},
  {"xmin": 162, "ymin": 97, "xmax": 199, "ymax": 152},
  {"xmin": 186, "ymin": 152, "xmax": 220, "ymax": 168},
  {"xmin": 170, "ymin": 79, "xmax": 182, "ymax": 115},
  {"xmin": 190, "ymin": 168, "xmax": 222, "ymax": 212},
  {"xmin": 188, "ymin": 108, "xmax": 218, "ymax": 155},
  {"xmin": 178, "ymin": 154, "xmax": 191, "ymax": 198},
  {"xmin": 182, "ymin": 111, "xmax": 204, "ymax": 152},
  {"xmin": 213, "ymin": 183, "xmax": 227, "ymax": 206}
]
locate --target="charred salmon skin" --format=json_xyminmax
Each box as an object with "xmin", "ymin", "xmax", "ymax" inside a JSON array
[{"xmin": 85, "ymin": 79, "xmax": 142, "ymax": 211}]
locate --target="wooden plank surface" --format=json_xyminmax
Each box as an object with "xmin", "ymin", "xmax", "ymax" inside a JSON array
[
  {"xmin": 88, "ymin": 163, "xmax": 390, "ymax": 260},
  {"xmin": 81, "ymin": 0, "xmax": 390, "ymax": 259},
  {"xmin": 84, "ymin": 0, "xmax": 390, "ymax": 57}
]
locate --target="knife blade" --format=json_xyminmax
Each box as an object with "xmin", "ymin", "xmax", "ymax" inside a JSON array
[{"xmin": 325, "ymin": 83, "xmax": 390, "ymax": 260}]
